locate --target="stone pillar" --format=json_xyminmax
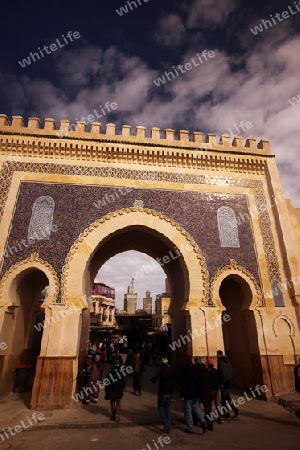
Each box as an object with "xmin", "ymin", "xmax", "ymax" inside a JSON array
[
  {"xmin": 183, "ymin": 310, "xmax": 193, "ymax": 356},
  {"xmin": 187, "ymin": 306, "xmax": 210, "ymax": 357},
  {"xmin": 203, "ymin": 307, "xmax": 225, "ymax": 358},
  {"xmin": 31, "ymin": 301, "xmax": 84, "ymax": 410}
]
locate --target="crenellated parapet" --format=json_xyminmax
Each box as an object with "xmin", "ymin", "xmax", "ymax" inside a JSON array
[{"xmin": 0, "ymin": 114, "xmax": 272, "ymax": 155}]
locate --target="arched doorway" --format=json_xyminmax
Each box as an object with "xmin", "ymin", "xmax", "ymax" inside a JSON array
[
  {"xmin": 78, "ymin": 225, "xmax": 190, "ymax": 368},
  {"xmin": 219, "ymin": 274, "xmax": 264, "ymax": 389},
  {"xmin": 0, "ymin": 268, "xmax": 48, "ymax": 397},
  {"xmin": 62, "ymin": 208, "xmax": 209, "ymax": 376},
  {"xmin": 0, "ymin": 253, "xmax": 59, "ymax": 405}
]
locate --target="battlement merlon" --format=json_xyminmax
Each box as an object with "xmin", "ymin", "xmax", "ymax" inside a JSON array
[{"xmin": 0, "ymin": 114, "xmax": 272, "ymax": 155}]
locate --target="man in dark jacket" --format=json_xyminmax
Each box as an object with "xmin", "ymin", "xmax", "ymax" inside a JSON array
[
  {"xmin": 151, "ymin": 357, "xmax": 174, "ymax": 433},
  {"xmin": 194, "ymin": 357, "xmax": 214, "ymax": 431},
  {"xmin": 105, "ymin": 359, "xmax": 126, "ymax": 422},
  {"xmin": 217, "ymin": 350, "xmax": 239, "ymax": 419},
  {"xmin": 207, "ymin": 359, "xmax": 223, "ymax": 424},
  {"xmin": 180, "ymin": 355, "xmax": 207, "ymax": 434}
]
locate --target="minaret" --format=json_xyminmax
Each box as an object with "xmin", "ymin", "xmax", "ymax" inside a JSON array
[
  {"xmin": 124, "ymin": 278, "xmax": 138, "ymax": 314},
  {"xmin": 128, "ymin": 278, "xmax": 134, "ymax": 294},
  {"xmin": 143, "ymin": 290, "xmax": 152, "ymax": 314}
]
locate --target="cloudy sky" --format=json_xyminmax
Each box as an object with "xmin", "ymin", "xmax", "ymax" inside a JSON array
[{"xmin": 1, "ymin": 0, "xmax": 300, "ymax": 305}]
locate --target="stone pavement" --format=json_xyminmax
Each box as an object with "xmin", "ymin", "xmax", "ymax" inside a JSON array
[
  {"xmin": 0, "ymin": 364, "xmax": 182, "ymax": 430},
  {"xmin": 0, "ymin": 364, "xmax": 299, "ymax": 449}
]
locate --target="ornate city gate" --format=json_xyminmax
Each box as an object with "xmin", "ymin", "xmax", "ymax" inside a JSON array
[{"xmin": 0, "ymin": 114, "xmax": 299, "ymax": 409}]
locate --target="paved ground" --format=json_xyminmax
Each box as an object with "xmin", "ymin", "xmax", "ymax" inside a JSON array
[
  {"xmin": 1, "ymin": 413, "xmax": 300, "ymax": 450},
  {"xmin": 0, "ymin": 364, "xmax": 299, "ymax": 449}
]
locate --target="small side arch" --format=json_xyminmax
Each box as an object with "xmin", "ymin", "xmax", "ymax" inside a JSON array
[
  {"xmin": 0, "ymin": 253, "xmax": 59, "ymax": 398},
  {"xmin": 210, "ymin": 259, "xmax": 263, "ymax": 311},
  {"xmin": 273, "ymin": 314, "xmax": 295, "ymax": 338},
  {"xmin": 273, "ymin": 314, "xmax": 296, "ymax": 364},
  {"xmin": 0, "ymin": 252, "xmax": 59, "ymax": 310}
]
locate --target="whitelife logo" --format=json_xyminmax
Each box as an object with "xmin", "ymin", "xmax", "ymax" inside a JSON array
[
  {"xmin": 288, "ymin": 90, "xmax": 300, "ymax": 106},
  {"xmin": 18, "ymin": 31, "xmax": 81, "ymax": 68},
  {"xmin": 169, "ymin": 314, "xmax": 231, "ymax": 351},
  {"xmin": 206, "ymin": 384, "xmax": 268, "ymax": 422},
  {"xmin": 250, "ymin": 2, "xmax": 300, "ymax": 35},
  {"xmin": 116, "ymin": 0, "xmax": 150, "ymax": 17},
  {"xmin": 0, "ymin": 413, "xmax": 45, "ymax": 442},
  {"xmin": 141, "ymin": 436, "xmax": 171, "ymax": 450},
  {"xmin": 57, "ymin": 102, "xmax": 119, "ymax": 138},
  {"xmin": 153, "ymin": 50, "xmax": 215, "ymax": 87},
  {"xmin": 72, "ymin": 366, "xmax": 133, "ymax": 402}
]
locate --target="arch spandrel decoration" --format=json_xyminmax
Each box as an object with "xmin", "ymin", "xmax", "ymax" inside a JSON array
[
  {"xmin": 0, "ymin": 252, "xmax": 59, "ymax": 308},
  {"xmin": 210, "ymin": 259, "xmax": 264, "ymax": 311},
  {"xmin": 217, "ymin": 206, "xmax": 240, "ymax": 248},
  {"xmin": 0, "ymin": 162, "xmax": 282, "ymax": 290},
  {"xmin": 61, "ymin": 207, "xmax": 209, "ymax": 307}
]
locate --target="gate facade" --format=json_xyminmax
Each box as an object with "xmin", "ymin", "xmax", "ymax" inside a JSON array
[{"xmin": 0, "ymin": 114, "xmax": 299, "ymax": 408}]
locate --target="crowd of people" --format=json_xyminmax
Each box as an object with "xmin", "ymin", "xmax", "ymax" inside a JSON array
[
  {"xmin": 78, "ymin": 341, "xmax": 240, "ymax": 433},
  {"xmin": 151, "ymin": 350, "xmax": 239, "ymax": 434},
  {"xmin": 79, "ymin": 339, "xmax": 149, "ymax": 406}
]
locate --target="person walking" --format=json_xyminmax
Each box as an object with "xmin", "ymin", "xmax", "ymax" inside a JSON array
[
  {"xmin": 100, "ymin": 346, "xmax": 107, "ymax": 363},
  {"xmin": 133, "ymin": 352, "xmax": 143, "ymax": 396},
  {"xmin": 180, "ymin": 355, "xmax": 207, "ymax": 434},
  {"xmin": 111, "ymin": 347, "xmax": 123, "ymax": 365},
  {"xmin": 207, "ymin": 359, "xmax": 223, "ymax": 424},
  {"xmin": 125, "ymin": 349, "xmax": 134, "ymax": 376},
  {"xmin": 217, "ymin": 350, "xmax": 239, "ymax": 419},
  {"xmin": 151, "ymin": 357, "xmax": 174, "ymax": 433},
  {"xmin": 88, "ymin": 353, "xmax": 103, "ymax": 403},
  {"xmin": 104, "ymin": 359, "xmax": 126, "ymax": 422},
  {"xmin": 80, "ymin": 350, "xmax": 93, "ymax": 404},
  {"xmin": 106, "ymin": 339, "xmax": 112, "ymax": 363},
  {"xmin": 194, "ymin": 357, "xmax": 214, "ymax": 432}
]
